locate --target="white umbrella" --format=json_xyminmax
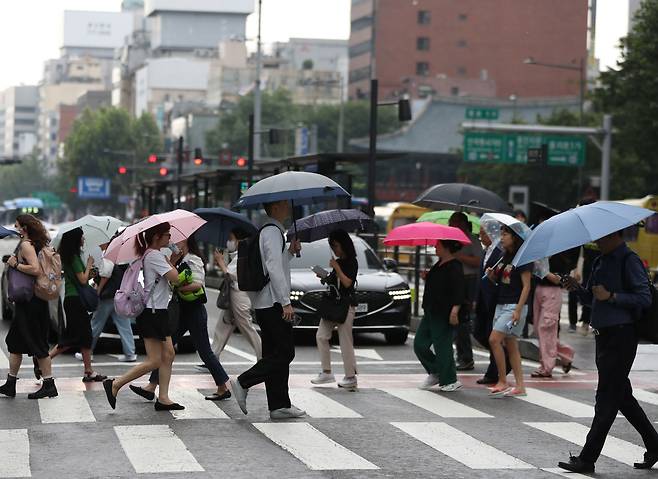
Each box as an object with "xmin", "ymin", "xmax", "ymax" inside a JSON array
[{"xmin": 52, "ymin": 215, "xmax": 125, "ymax": 255}]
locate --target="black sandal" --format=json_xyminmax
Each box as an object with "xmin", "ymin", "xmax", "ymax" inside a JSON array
[{"xmin": 83, "ymin": 372, "xmax": 107, "ymax": 383}]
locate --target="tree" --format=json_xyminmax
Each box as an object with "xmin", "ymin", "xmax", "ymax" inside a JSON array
[
  {"xmin": 58, "ymin": 107, "xmax": 162, "ymax": 213},
  {"xmin": 0, "ymin": 155, "xmax": 50, "ymax": 202},
  {"xmin": 593, "ymin": 0, "xmax": 658, "ymax": 197}
]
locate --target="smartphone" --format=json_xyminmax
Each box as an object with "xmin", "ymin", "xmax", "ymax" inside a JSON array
[
  {"xmin": 1, "ymin": 255, "xmax": 9, "ymax": 263},
  {"xmin": 311, "ymin": 265, "xmax": 329, "ymax": 278}
]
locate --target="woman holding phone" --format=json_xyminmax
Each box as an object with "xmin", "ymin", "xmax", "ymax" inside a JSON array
[{"xmin": 311, "ymin": 229, "xmax": 359, "ymax": 388}]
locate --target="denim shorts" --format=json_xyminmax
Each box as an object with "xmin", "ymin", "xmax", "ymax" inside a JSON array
[{"xmin": 492, "ymin": 303, "xmax": 528, "ymax": 338}]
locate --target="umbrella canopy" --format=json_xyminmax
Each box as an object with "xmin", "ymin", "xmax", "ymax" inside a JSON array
[
  {"xmin": 234, "ymin": 171, "xmax": 350, "ymax": 209},
  {"xmin": 384, "ymin": 222, "xmax": 472, "ymax": 247},
  {"xmin": 414, "ymin": 183, "xmax": 511, "ymax": 214},
  {"xmin": 286, "ymin": 209, "xmax": 376, "ymax": 242},
  {"xmin": 480, "ymin": 212, "xmax": 532, "ymax": 241},
  {"xmin": 512, "ymin": 201, "xmax": 654, "ymax": 267},
  {"xmin": 193, "ymin": 207, "xmax": 257, "ymax": 247},
  {"xmin": 417, "ymin": 210, "xmax": 481, "ymax": 234},
  {"xmin": 105, "ymin": 210, "xmax": 206, "ymax": 264},
  {"xmin": 0, "ymin": 226, "xmax": 18, "ymax": 239},
  {"xmin": 52, "ymin": 215, "xmax": 125, "ymax": 251}
]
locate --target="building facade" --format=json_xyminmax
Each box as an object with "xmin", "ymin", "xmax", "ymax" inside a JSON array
[
  {"xmin": 0, "ymin": 86, "xmax": 39, "ymax": 158},
  {"xmin": 349, "ymin": 0, "xmax": 589, "ymax": 100}
]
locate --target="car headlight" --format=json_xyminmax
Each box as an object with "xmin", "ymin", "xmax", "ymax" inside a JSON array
[
  {"xmin": 388, "ymin": 287, "xmax": 411, "ymax": 301},
  {"xmin": 290, "ymin": 290, "xmax": 305, "ymax": 302}
]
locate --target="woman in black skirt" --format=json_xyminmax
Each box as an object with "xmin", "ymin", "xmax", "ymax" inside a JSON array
[
  {"xmin": 49, "ymin": 227, "xmax": 106, "ymax": 383},
  {"xmin": 0, "ymin": 214, "xmax": 58, "ymax": 399}
]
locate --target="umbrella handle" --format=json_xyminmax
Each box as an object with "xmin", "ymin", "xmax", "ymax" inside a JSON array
[{"xmin": 291, "ymin": 199, "xmax": 301, "ymax": 258}]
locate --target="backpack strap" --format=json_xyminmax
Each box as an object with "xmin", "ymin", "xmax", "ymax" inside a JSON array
[
  {"xmin": 141, "ymin": 249, "xmax": 161, "ymax": 312},
  {"xmin": 260, "ymin": 223, "xmax": 286, "ymax": 253}
]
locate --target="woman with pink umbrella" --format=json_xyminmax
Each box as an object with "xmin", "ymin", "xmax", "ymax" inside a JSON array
[{"xmin": 384, "ymin": 223, "xmax": 471, "ymax": 392}]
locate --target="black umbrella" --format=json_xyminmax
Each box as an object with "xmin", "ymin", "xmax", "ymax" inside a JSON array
[
  {"xmin": 286, "ymin": 209, "xmax": 377, "ymax": 242},
  {"xmin": 193, "ymin": 207, "xmax": 258, "ymax": 247},
  {"xmin": 414, "ymin": 183, "xmax": 511, "ymax": 214}
]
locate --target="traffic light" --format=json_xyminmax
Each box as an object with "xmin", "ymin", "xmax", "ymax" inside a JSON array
[
  {"xmin": 193, "ymin": 148, "xmax": 203, "ymax": 166},
  {"xmin": 148, "ymin": 154, "xmax": 157, "ymax": 164},
  {"xmin": 159, "ymin": 167, "xmax": 169, "ymax": 176},
  {"xmin": 236, "ymin": 156, "xmax": 247, "ymax": 167},
  {"xmin": 118, "ymin": 166, "xmax": 128, "ymax": 175}
]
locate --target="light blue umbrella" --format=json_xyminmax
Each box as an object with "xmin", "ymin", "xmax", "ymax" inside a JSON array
[{"xmin": 512, "ymin": 201, "xmax": 654, "ymax": 267}]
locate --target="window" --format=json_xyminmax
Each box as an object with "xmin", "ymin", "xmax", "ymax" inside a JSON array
[
  {"xmin": 457, "ymin": 66, "xmax": 467, "ymax": 76},
  {"xmin": 349, "ymin": 40, "xmax": 371, "ymax": 58},
  {"xmin": 457, "ymin": 39, "xmax": 467, "ymax": 47},
  {"xmin": 349, "ymin": 66, "xmax": 371, "ymax": 83},
  {"xmin": 417, "ymin": 37, "xmax": 430, "ymax": 51},
  {"xmin": 418, "ymin": 10, "xmax": 431, "ymax": 24},
  {"xmin": 458, "ymin": 13, "xmax": 468, "ymax": 21},
  {"xmin": 416, "ymin": 62, "xmax": 430, "ymax": 76},
  {"xmin": 351, "ymin": 16, "xmax": 372, "ymax": 31},
  {"xmin": 451, "ymin": 86, "xmax": 460, "ymax": 96}
]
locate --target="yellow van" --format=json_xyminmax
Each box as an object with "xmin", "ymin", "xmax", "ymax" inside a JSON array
[
  {"xmin": 374, "ymin": 203, "xmax": 431, "ymax": 266},
  {"xmin": 617, "ymin": 195, "xmax": 658, "ymax": 272}
]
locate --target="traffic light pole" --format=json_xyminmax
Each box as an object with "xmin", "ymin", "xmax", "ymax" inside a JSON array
[
  {"xmin": 247, "ymin": 114, "xmax": 254, "ymax": 188},
  {"xmin": 367, "ymin": 79, "xmax": 378, "ymax": 215},
  {"xmin": 176, "ymin": 136, "xmax": 183, "ymax": 208}
]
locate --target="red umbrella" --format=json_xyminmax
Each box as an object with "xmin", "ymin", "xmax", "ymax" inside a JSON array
[{"xmin": 384, "ymin": 222, "xmax": 472, "ymax": 247}]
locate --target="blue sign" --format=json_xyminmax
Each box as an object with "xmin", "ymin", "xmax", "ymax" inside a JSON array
[{"xmin": 78, "ymin": 177, "xmax": 111, "ymax": 199}]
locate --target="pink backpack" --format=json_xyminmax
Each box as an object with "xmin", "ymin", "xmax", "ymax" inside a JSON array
[{"xmin": 113, "ymin": 251, "xmax": 158, "ymax": 318}]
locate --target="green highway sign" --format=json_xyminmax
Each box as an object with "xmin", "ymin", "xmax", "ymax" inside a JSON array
[
  {"xmin": 465, "ymin": 108, "xmax": 499, "ymax": 120},
  {"xmin": 463, "ymin": 132, "xmax": 585, "ymax": 167}
]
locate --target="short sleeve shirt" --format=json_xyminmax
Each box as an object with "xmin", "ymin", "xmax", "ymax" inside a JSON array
[
  {"xmin": 326, "ymin": 257, "xmax": 358, "ymax": 296},
  {"xmin": 143, "ymin": 249, "xmax": 173, "ymax": 309},
  {"xmin": 459, "ymin": 235, "xmax": 484, "ymax": 276},
  {"xmin": 63, "ymin": 256, "xmax": 85, "ymax": 297},
  {"xmin": 495, "ymin": 254, "xmax": 533, "ymax": 305}
]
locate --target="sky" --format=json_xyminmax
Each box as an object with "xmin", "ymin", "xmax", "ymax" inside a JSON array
[{"xmin": 0, "ymin": 0, "xmax": 628, "ymax": 91}]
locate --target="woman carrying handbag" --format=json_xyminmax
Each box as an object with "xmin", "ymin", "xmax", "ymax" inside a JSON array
[
  {"xmin": 311, "ymin": 229, "xmax": 359, "ymax": 388},
  {"xmin": 0, "ymin": 214, "xmax": 58, "ymax": 399}
]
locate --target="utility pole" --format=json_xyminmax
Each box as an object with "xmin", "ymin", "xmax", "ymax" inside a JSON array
[
  {"xmin": 176, "ymin": 136, "xmax": 183, "ymax": 208},
  {"xmin": 247, "ymin": 114, "xmax": 255, "ymax": 188},
  {"xmin": 253, "ymin": 0, "xmax": 263, "ymax": 163},
  {"xmin": 337, "ymin": 75, "xmax": 345, "ymax": 153},
  {"xmin": 367, "ymin": 79, "xmax": 378, "ymax": 214},
  {"xmin": 600, "ymin": 114, "xmax": 612, "ymax": 201}
]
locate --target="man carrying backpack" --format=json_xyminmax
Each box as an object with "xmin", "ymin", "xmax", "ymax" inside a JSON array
[
  {"xmin": 558, "ymin": 230, "xmax": 658, "ymax": 473},
  {"xmin": 230, "ymin": 200, "xmax": 305, "ymax": 420}
]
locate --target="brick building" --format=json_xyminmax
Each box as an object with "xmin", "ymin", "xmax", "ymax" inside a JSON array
[{"xmin": 349, "ymin": 0, "xmax": 589, "ymax": 100}]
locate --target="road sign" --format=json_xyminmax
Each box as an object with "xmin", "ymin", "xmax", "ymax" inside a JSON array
[
  {"xmin": 463, "ymin": 132, "xmax": 585, "ymax": 167},
  {"xmin": 77, "ymin": 177, "xmax": 111, "ymax": 199},
  {"xmin": 465, "ymin": 108, "xmax": 499, "ymax": 121}
]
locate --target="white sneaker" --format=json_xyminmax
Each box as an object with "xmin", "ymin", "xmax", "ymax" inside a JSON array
[
  {"xmin": 439, "ymin": 381, "xmax": 463, "ymax": 392},
  {"xmin": 419, "ymin": 374, "xmax": 441, "ymax": 390},
  {"xmin": 310, "ymin": 372, "xmax": 335, "ymax": 384},
  {"xmin": 117, "ymin": 354, "xmax": 137, "ymax": 362},
  {"xmin": 270, "ymin": 406, "xmax": 306, "ymax": 420},
  {"xmin": 74, "ymin": 352, "xmax": 93, "ymax": 362},
  {"xmin": 338, "ymin": 376, "xmax": 357, "ymax": 388}
]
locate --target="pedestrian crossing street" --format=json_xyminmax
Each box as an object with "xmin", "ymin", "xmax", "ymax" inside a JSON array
[{"xmin": 1, "ymin": 376, "xmax": 657, "ymax": 478}]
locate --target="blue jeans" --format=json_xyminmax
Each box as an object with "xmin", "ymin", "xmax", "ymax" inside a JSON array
[
  {"xmin": 91, "ymin": 298, "xmax": 135, "ymax": 356},
  {"xmin": 150, "ymin": 301, "xmax": 229, "ymax": 387}
]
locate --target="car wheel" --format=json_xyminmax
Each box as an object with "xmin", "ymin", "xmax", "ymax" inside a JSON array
[{"xmin": 385, "ymin": 329, "xmax": 409, "ymax": 345}]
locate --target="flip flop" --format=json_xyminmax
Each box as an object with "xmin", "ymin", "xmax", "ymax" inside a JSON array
[
  {"xmin": 488, "ymin": 386, "xmax": 511, "ymax": 397},
  {"xmin": 504, "ymin": 388, "xmax": 527, "ymax": 397}
]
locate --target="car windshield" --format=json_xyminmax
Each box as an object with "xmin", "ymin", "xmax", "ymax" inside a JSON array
[{"xmin": 290, "ymin": 237, "xmax": 383, "ymax": 272}]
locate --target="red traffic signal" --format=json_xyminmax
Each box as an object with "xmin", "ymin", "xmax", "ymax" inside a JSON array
[
  {"xmin": 118, "ymin": 166, "xmax": 128, "ymax": 175},
  {"xmin": 159, "ymin": 167, "xmax": 169, "ymax": 176},
  {"xmin": 148, "ymin": 154, "xmax": 157, "ymax": 164},
  {"xmin": 236, "ymin": 156, "xmax": 247, "ymax": 167},
  {"xmin": 193, "ymin": 148, "xmax": 203, "ymax": 166}
]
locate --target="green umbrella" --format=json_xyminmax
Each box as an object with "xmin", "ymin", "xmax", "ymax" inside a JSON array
[{"xmin": 417, "ymin": 210, "xmax": 481, "ymax": 234}]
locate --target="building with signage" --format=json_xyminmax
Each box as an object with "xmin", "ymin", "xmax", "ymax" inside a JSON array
[
  {"xmin": 60, "ymin": 10, "xmax": 134, "ymax": 59},
  {"xmin": 349, "ymin": 0, "xmax": 589, "ymax": 100},
  {"xmin": 0, "ymin": 86, "xmax": 39, "ymax": 159}
]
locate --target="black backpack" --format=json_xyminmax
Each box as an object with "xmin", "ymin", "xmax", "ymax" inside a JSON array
[
  {"xmin": 99, "ymin": 263, "xmax": 128, "ymax": 300},
  {"xmin": 619, "ymin": 252, "xmax": 658, "ymax": 343},
  {"xmin": 237, "ymin": 224, "xmax": 285, "ymax": 292}
]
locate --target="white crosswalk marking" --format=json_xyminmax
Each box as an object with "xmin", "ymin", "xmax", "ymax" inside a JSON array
[
  {"xmin": 382, "ymin": 388, "xmax": 493, "ymax": 418},
  {"xmin": 542, "ymin": 467, "xmax": 595, "ymax": 478},
  {"xmin": 223, "ymin": 345, "xmax": 257, "ymax": 362},
  {"xmin": 289, "ymin": 389, "xmax": 362, "ymax": 418},
  {"xmin": 114, "ymin": 425, "xmax": 204, "ymax": 474},
  {"xmin": 515, "ymin": 388, "xmax": 595, "ymax": 418},
  {"xmin": 391, "ymin": 422, "xmax": 533, "ymax": 469},
  {"xmin": 253, "ymin": 422, "xmax": 378, "ymax": 470},
  {"xmin": 168, "ymin": 389, "xmax": 229, "ymax": 420},
  {"xmin": 525, "ymin": 422, "xmax": 645, "ymax": 466},
  {"xmin": 0, "ymin": 429, "xmax": 30, "ymax": 478},
  {"xmin": 634, "ymin": 389, "xmax": 658, "ymax": 406},
  {"xmin": 0, "ymin": 348, "xmax": 9, "ymax": 371},
  {"xmin": 38, "ymin": 391, "xmax": 95, "ymax": 423}
]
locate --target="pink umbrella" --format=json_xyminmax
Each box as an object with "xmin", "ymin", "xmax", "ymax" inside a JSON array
[
  {"xmin": 105, "ymin": 209, "xmax": 206, "ymax": 264},
  {"xmin": 384, "ymin": 222, "xmax": 472, "ymax": 246}
]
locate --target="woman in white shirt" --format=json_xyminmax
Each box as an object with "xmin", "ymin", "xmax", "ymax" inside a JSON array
[
  {"xmin": 211, "ymin": 228, "xmax": 262, "ymax": 359},
  {"xmin": 103, "ymin": 222, "xmax": 184, "ymax": 411}
]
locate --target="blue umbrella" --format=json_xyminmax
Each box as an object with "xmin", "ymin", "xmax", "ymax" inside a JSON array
[
  {"xmin": 0, "ymin": 226, "xmax": 18, "ymax": 239},
  {"xmin": 512, "ymin": 201, "xmax": 654, "ymax": 267},
  {"xmin": 193, "ymin": 207, "xmax": 257, "ymax": 247},
  {"xmin": 234, "ymin": 171, "xmax": 350, "ymax": 209},
  {"xmin": 286, "ymin": 209, "xmax": 376, "ymax": 242}
]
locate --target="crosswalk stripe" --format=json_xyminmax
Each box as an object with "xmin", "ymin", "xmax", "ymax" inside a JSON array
[
  {"xmin": 391, "ymin": 422, "xmax": 533, "ymax": 469},
  {"xmin": 0, "ymin": 429, "xmax": 30, "ymax": 478},
  {"xmin": 114, "ymin": 425, "xmax": 204, "ymax": 473},
  {"xmin": 168, "ymin": 389, "xmax": 230, "ymax": 420},
  {"xmin": 525, "ymin": 422, "xmax": 644, "ymax": 466},
  {"xmin": 253, "ymin": 422, "xmax": 378, "ymax": 470},
  {"xmin": 634, "ymin": 389, "xmax": 658, "ymax": 406},
  {"xmin": 289, "ymin": 389, "xmax": 362, "ymax": 418},
  {"xmin": 0, "ymin": 347, "xmax": 9, "ymax": 371},
  {"xmin": 542, "ymin": 467, "xmax": 594, "ymax": 478},
  {"xmin": 382, "ymin": 388, "xmax": 493, "ymax": 418},
  {"xmin": 515, "ymin": 388, "xmax": 595, "ymax": 418},
  {"xmin": 38, "ymin": 391, "xmax": 95, "ymax": 424}
]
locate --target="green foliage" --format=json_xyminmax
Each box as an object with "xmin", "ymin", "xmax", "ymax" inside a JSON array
[
  {"xmin": 0, "ymin": 155, "xmax": 50, "ymax": 202},
  {"xmin": 59, "ymin": 107, "xmax": 162, "ymax": 212}
]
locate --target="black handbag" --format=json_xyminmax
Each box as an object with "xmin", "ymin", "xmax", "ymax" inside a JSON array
[
  {"xmin": 318, "ymin": 284, "xmax": 354, "ymax": 324},
  {"xmin": 75, "ymin": 282, "xmax": 99, "ymax": 312},
  {"xmin": 216, "ymin": 276, "xmax": 232, "ymax": 310}
]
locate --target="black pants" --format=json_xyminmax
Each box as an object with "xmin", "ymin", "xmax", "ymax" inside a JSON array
[
  {"xmin": 568, "ymin": 291, "xmax": 579, "ymax": 327},
  {"xmin": 455, "ymin": 313, "xmax": 473, "ymax": 364},
  {"xmin": 238, "ymin": 304, "xmax": 295, "ymax": 411},
  {"xmin": 580, "ymin": 324, "xmax": 658, "ymax": 463}
]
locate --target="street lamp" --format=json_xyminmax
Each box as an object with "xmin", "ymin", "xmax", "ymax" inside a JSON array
[{"xmin": 523, "ymin": 56, "xmax": 585, "ymax": 124}]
